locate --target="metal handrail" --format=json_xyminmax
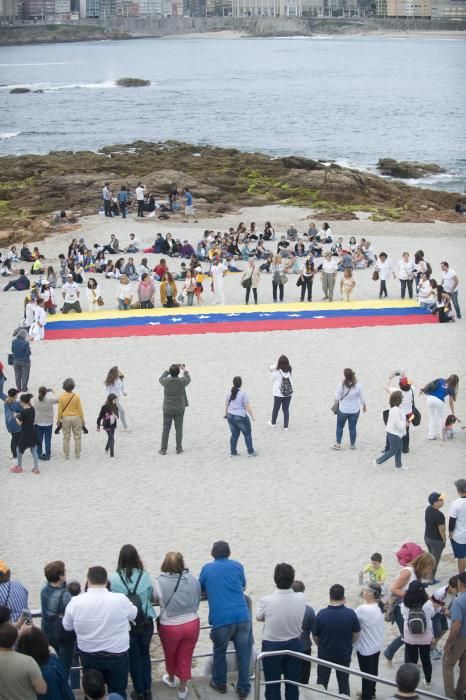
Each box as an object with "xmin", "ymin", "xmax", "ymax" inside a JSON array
[{"xmin": 254, "ymin": 649, "xmax": 447, "ymax": 700}]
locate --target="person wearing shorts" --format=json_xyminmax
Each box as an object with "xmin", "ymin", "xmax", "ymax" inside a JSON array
[{"xmin": 449, "ymin": 479, "xmax": 466, "ymax": 573}]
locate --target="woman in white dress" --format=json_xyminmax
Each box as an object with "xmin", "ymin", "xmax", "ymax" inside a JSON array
[{"xmin": 86, "ymin": 277, "xmax": 103, "ymax": 312}]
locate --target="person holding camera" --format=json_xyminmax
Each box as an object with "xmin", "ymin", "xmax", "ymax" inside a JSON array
[
  {"xmin": 159, "ymin": 364, "xmax": 191, "ymax": 455},
  {"xmin": 57, "ymin": 378, "xmax": 86, "ymax": 460}
]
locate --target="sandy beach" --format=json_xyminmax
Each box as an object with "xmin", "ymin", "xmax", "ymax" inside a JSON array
[{"xmin": 1, "ymin": 205, "xmax": 465, "ymax": 693}]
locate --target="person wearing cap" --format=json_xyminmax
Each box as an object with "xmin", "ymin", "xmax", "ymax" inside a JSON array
[
  {"xmin": 443, "ymin": 571, "xmax": 466, "ymax": 698},
  {"xmin": 199, "ymin": 542, "xmax": 252, "ymax": 699},
  {"xmin": 0, "ymin": 561, "xmax": 29, "ymax": 622},
  {"xmin": 424, "ymin": 492, "xmax": 446, "ymax": 583},
  {"xmin": 320, "ymin": 251, "xmax": 338, "ymax": 302},
  {"xmin": 61, "ymin": 275, "xmax": 81, "ymax": 314},
  {"xmin": 449, "ymin": 480, "xmax": 466, "ymax": 573},
  {"xmin": 384, "ymin": 373, "xmax": 416, "ymax": 454}
]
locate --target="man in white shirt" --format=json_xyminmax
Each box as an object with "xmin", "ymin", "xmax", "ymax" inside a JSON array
[
  {"xmin": 124, "ymin": 233, "xmax": 143, "ymax": 254},
  {"xmin": 63, "ymin": 566, "xmax": 137, "ymax": 698},
  {"xmin": 102, "ymin": 183, "xmax": 112, "ymax": 218},
  {"xmin": 441, "ymin": 261, "xmax": 461, "ymax": 320},
  {"xmin": 449, "ymin": 479, "xmax": 466, "ymax": 573},
  {"xmin": 211, "ymin": 258, "xmax": 228, "ymax": 305},
  {"xmin": 397, "ymin": 252, "xmax": 416, "ymax": 300},
  {"xmin": 256, "ymin": 563, "xmax": 305, "ymax": 700},
  {"xmin": 135, "ymin": 183, "xmax": 145, "ymax": 218},
  {"xmin": 33, "ymin": 298, "xmax": 47, "ymax": 340},
  {"xmin": 62, "ymin": 274, "xmax": 82, "ymax": 314}
]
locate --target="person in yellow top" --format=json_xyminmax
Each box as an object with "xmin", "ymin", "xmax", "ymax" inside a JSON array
[
  {"xmin": 57, "ymin": 377, "xmax": 85, "ymax": 460},
  {"xmin": 363, "ymin": 553, "xmax": 387, "ymax": 585}
]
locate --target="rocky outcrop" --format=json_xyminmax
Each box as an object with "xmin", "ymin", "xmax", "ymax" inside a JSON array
[
  {"xmin": 377, "ymin": 158, "xmax": 446, "ymax": 179},
  {"xmin": 0, "ymin": 140, "xmax": 462, "ymax": 241},
  {"xmin": 9, "ymin": 87, "xmax": 30, "ymax": 94},
  {"xmin": 115, "ymin": 77, "xmax": 150, "ymax": 87}
]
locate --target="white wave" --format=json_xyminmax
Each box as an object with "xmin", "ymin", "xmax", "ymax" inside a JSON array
[
  {"xmin": 1, "ymin": 80, "xmax": 116, "ymax": 91},
  {"xmin": 0, "ymin": 131, "xmax": 20, "ymax": 139},
  {"xmin": 0, "ymin": 62, "xmax": 83, "ymax": 67}
]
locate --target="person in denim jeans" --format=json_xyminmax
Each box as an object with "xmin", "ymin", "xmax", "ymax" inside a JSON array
[
  {"xmin": 333, "ymin": 368, "xmax": 366, "ymax": 450},
  {"xmin": 225, "ymin": 377, "xmax": 256, "ymax": 457},
  {"xmin": 199, "ymin": 541, "xmax": 252, "ymax": 699}
]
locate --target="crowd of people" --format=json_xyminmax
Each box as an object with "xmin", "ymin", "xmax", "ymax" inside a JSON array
[
  {"xmin": 3, "ymin": 493, "xmax": 466, "ymax": 700},
  {"xmin": 0, "ymin": 222, "xmax": 461, "ymax": 327},
  {"xmin": 0, "ymin": 351, "xmax": 462, "ymax": 468}
]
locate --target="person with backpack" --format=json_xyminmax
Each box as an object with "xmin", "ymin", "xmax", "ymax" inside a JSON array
[
  {"xmin": 401, "ymin": 580, "xmax": 435, "ymax": 689},
  {"xmin": 40, "ymin": 560, "xmax": 77, "ymax": 688},
  {"xmin": 268, "ymin": 355, "xmax": 293, "ymax": 431},
  {"xmin": 333, "ymin": 368, "xmax": 367, "ymax": 451},
  {"xmin": 109, "ymin": 545, "xmax": 156, "ymax": 700},
  {"xmin": 384, "ymin": 551, "xmax": 435, "ymax": 664},
  {"xmin": 420, "ymin": 374, "xmax": 459, "ymax": 441},
  {"xmin": 97, "ymin": 394, "xmax": 119, "ymax": 458}
]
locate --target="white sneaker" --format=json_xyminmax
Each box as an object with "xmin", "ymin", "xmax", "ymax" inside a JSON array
[
  {"xmin": 283, "ymin": 427, "xmax": 289, "ymax": 431},
  {"xmin": 162, "ymin": 674, "xmax": 177, "ymax": 688},
  {"xmin": 268, "ymin": 421, "xmax": 276, "ymax": 427},
  {"xmin": 423, "ymin": 682, "xmax": 432, "ymax": 690},
  {"xmin": 178, "ymin": 688, "xmax": 189, "ymax": 699},
  {"xmin": 401, "ymin": 465, "xmax": 409, "ymax": 470}
]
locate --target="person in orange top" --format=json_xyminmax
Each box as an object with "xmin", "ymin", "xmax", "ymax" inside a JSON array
[{"xmin": 57, "ymin": 377, "xmax": 86, "ymax": 460}]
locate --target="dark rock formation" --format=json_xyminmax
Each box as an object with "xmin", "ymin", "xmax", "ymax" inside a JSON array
[
  {"xmin": 9, "ymin": 87, "xmax": 30, "ymax": 94},
  {"xmin": 115, "ymin": 77, "xmax": 151, "ymax": 87},
  {"xmin": 377, "ymin": 158, "xmax": 446, "ymax": 179}
]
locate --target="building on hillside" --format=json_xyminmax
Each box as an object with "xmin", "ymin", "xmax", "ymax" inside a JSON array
[
  {"xmin": 0, "ymin": 0, "xmax": 18, "ymax": 18},
  {"xmin": 431, "ymin": 0, "xmax": 466, "ymax": 15},
  {"xmin": 232, "ymin": 0, "xmax": 357, "ymax": 15},
  {"xmin": 24, "ymin": 0, "xmax": 55, "ymax": 17},
  {"xmin": 384, "ymin": 0, "xmax": 431, "ymax": 14}
]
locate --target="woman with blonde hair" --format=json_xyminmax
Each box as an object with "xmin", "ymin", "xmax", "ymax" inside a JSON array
[
  {"xmin": 155, "ymin": 552, "xmax": 201, "ymax": 699},
  {"xmin": 270, "ymin": 254, "xmax": 286, "ymax": 303},
  {"xmin": 117, "ymin": 274, "xmax": 132, "ymax": 310},
  {"xmin": 241, "ymin": 259, "xmax": 261, "ymax": 305},
  {"xmin": 384, "ymin": 552, "xmax": 435, "ymax": 664}
]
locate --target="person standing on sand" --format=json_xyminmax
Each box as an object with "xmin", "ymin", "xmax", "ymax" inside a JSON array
[
  {"xmin": 333, "ymin": 368, "xmax": 366, "ymax": 451},
  {"xmin": 225, "ymin": 376, "xmax": 256, "ymax": 457},
  {"xmin": 159, "ymin": 364, "xmax": 191, "ymax": 455},
  {"xmin": 57, "ymin": 378, "xmax": 86, "ymax": 461},
  {"xmin": 183, "ymin": 188, "xmax": 196, "ymax": 223},
  {"xmin": 102, "ymin": 183, "xmax": 112, "ymax": 218},
  {"xmin": 448, "ymin": 480, "xmax": 466, "ymax": 574},
  {"xmin": 241, "ymin": 260, "xmax": 260, "ymax": 305},
  {"xmin": 442, "ymin": 571, "xmax": 466, "ymax": 699},
  {"xmin": 211, "ymin": 258, "xmax": 227, "ymax": 305},
  {"xmin": 321, "ymin": 251, "xmax": 338, "ymax": 301},
  {"xmin": 373, "ymin": 391, "xmax": 406, "ymax": 470},
  {"xmin": 11, "ymin": 393, "xmax": 40, "ymax": 474},
  {"xmin": 441, "ymin": 261, "xmax": 461, "ymax": 320},
  {"xmin": 97, "ymin": 394, "xmax": 119, "ymax": 458},
  {"xmin": 374, "ymin": 252, "xmax": 395, "ymax": 299},
  {"xmin": 424, "ymin": 492, "xmax": 446, "ymax": 583},
  {"xmin": 11, "ymin": 328, "xmax": 31, "ymax": 391},
  {"xmin": 269, "ymin": 355, "xmax": 293, "ymax": 431},
  {"xmin": 136, "ymin": 182, "xmax": 145, "ymax": 218},
  {"xmin": 397, "ymin": 252, "xmax": 416, "ymax": 300},
  {"xmin": 104, "ymin": 366, "xmax": 129, "ymax": 432}
]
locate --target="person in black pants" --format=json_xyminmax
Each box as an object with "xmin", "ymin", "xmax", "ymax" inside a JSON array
[
  {"xmin": 269, "ymin": 356, "xmax": 293, "ymax": 430},
  {"xmin": 299, "ymin": 257, "xmax": 314, "ymax": 302},
  {"xmin": 313, "ymin": 584, "xmax": 361, "ymax": 696},
  {"xmin": 291, "ymin": 580, "xmax": 315, "ymax": 684},
  {"xmin": 97, "ymin": 394, "xmax": 119, "ymax": 457},
  {"xmin": 424, "ymin": 492, "xmax": 446, "ymax": 583},
  {"xmin": 402, "ymin": 581, "xmax": 433, "ymax": 688},
  {"xmin": 355, "ymin": 582, "xmax": 384, "ymax": 700}
]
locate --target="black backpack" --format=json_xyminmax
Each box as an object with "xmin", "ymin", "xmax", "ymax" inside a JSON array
[
  {"xmin": 45, "ymin": 590, "xmax": 76, "ymax": 645},
  {"xmin": 280, "ymin": 371, "xmax": 293, "ymax": 397},
  {"xmin": 118, "ymin": 570, "xmax": 148, "ymax": 634},
  {"xmin": 407, "ymin": 606, "xmax": 427, "ymax": 635}
]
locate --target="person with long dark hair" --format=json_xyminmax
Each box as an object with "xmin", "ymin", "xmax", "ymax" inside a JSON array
[
  {"xmin": 299, "ymin": 255, "xmax": 314, "ymax": 302},
  {"xmin": 355, "ymin": 583, "xmax": 384, "ymax": 700},
  {"xmin": 374, "ymin": 391, "xmax": 406, "ymax": 469},
  {"xmin": 225, "ymin": 376, "xmax": 256, "ymax": 457},
  {"xmin": 104, "ymin": 366, "xmax": 129, "ymax": 431},
  {"xmin": 4, "ymin": 388, "xmax": 22, "ymax": 469},
  {"xmin": 109, "ymin": 545, "xmax": 155, "ymax": 700},
  {"xmin": 14, "ymin": 393, "xmax": 40, "ymax": 474},
  {"xmin": 421, "ymin": 374, "xmax": 459, "ymax": 441},
  {"xmin": 97, "ymin": 394, "xmax": 119, "ymax": 458},
  {"xmin": 333, "ymin": 368, "xmax": 366, "ymax": 450},
  {"xmin": 269, "ymin": 355, "xmax": 293, "ymax": 430},
  {"xmin": 401, "ymin": 581, "xmax": 435, "ymax": 688}
]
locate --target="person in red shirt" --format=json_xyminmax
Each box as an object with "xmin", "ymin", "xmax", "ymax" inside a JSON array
[{"xmin": 153, "ymin": 258, "xmax": 168, "ymax": 281}]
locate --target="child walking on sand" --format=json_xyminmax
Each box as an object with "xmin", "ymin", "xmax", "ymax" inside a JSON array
[
  {"xmin": 340, "ymin": 269, "xmax": 356, "ymax": 301},
  {"xmin": 97, "ymin": 393, "xmax": 119, "ymax": 457}
]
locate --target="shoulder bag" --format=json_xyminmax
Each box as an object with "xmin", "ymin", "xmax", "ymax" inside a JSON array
[
  {"xmin": 372, "ymin": 270, "xmax": 379, "ymax": 281},
  {"xmin": 55, "ymin": 393, "xmax": 75, "ymax": 434},
  {"xmin": 331, "ymin": 384, "xmax": 352, "ymax": 415},
  {"xmin": 157, "ymin": 571, "xmax": 183, "ymax": 630}
]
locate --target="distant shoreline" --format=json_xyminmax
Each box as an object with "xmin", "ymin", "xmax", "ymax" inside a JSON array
[{"xmin": 0, "ymin": 18, "xmax": 465, "ymax": 47}]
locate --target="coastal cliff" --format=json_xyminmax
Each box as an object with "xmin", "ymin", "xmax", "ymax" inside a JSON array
[{"xmin": 0, "ymin": 141, "xmax": 462, "ymax": 245}]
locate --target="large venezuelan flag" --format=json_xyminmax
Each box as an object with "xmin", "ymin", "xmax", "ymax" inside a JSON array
[{"xmin": 45, "ymin": 300, "xmax": 436, "ymax": 341}]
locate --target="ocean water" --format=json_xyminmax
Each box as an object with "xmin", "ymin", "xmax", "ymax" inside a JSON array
[{"xmin": 0, "ymin": 35, "xmax": 465, "ymax": 192}]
